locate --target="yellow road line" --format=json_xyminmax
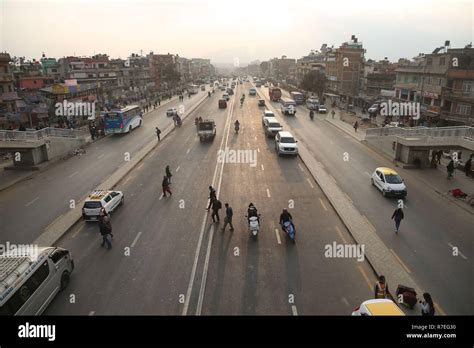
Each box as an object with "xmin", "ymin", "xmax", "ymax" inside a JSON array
[
  {"xmin": 335, "ymin": 225, "xmax": 348, "ymax": 244},
  {"xmin": 390, "ymin": 249, "xmax": 412, "ymax": 274},
  {"xmin": 362, "ymin": 215, "xmax": 376, "ymax": 232},
  {"xmin": 319, "ymin": 198, "xmax": 328, "ymax": 211},
  {"xmin": 358, "ymin": 265, "xmax": 373, "ymax": 292}
]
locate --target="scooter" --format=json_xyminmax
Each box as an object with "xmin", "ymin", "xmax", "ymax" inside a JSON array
[
  {"xmin": 246, "ymin": 214, "xmax": 260, "ymax": 238},
  {"xmin": 281, "ymin": 220, "xmax": 296, "ymax": 243}
]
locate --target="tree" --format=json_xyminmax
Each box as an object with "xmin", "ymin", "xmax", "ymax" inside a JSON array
[{"xmin": 299, "ymin": 70, "xmax": 327, "ymax": 98}]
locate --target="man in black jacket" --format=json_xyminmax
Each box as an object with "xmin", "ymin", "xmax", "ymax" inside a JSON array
[
  {"xmin": 391, "ymin": 207, "xmax": 404, "ymax": 233},
  {"xmin": 211, "ymin": 198, "xmax": 222, "ymax": 223}
]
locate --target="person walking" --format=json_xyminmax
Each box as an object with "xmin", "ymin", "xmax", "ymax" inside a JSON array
[
  {"xmin": 391, "ymin": 207, "xmax": 404, "ymax": 233},
  {"xmin": 206, "ymin": 186, "xmax": 217, "ymax": 210},
  {"xmin": 420, "ymin": 293, "xmax": 435, "ymax": 316},
  {"xmin": 165, "ymin": 165, "xmax": 172, "ymax": 184},
  {"xmin": 374, "ymin": 275, "xmax": 389, "ymax": 299},
  {"xmin": 99, "ymin": 208, "xmax": 113, "ymax": 249},
  {"xmin": 211, "ymin": 198, "xmax": 222, "ymax": 223},
  {"xmin": 353, "ymin": 120, "xmax": 359, "ymax": 133},
  {"xmin": 221, "ymin": 203, "xmax": 234, "ymax": 232},
  {"xmin": 464, "ymin": 154, "xmax": 472, "ymax": 177},
  {"xmin": 331, "ymin": 110, "xmax": 335, "ymax": 119},
  {"xmin": 436, "ymin": 150, "xmax": 443, "ymax": 164},
  {"xmin": 162, "ymin": 175, "xmax": 172, "ymax": 197},
  {"xmin": 447, "ymin": 158, "xmax": 455, "ymax": 179},
  {"xmin": 155, "ymin": 127, "xmax": 161, "ymax": 141}
]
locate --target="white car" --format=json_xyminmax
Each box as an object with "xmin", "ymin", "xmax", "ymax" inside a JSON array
[
  {"xmin": 263, "ymin": 117, "xmax": 283, "ymax": 137},
  {"xmin": 318, "ymin": 105, "xmax": 327, "ymax": 113},
  {"xmin": 166, "ymin": 107, "xmax": 177, "ymax": 117},
  {"xmin": 371, "ymin": 167, "xmax": 407, "ymax": 197},
  {"xmin": 262, "ymin": 110, "xmax": 276, "ymax": 125},
  {"xmin": 352, "ymin": 299, "xmax": 405, "ymax": 316},
  {"xmin": 275, "ymin": 131, "xmax": 298, "ymax": 156},
  {"xmin": 82, "ymin": 190, "xmax": 124, "ymax": 221}
]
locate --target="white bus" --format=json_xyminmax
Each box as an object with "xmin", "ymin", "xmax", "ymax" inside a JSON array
[
  {"xmin": 0, "ymin": 247, "xmax": 74, "ymax": 315},
  {"xmin": 188, "ymin": 84, "xmax": 199, "ymax": 94}
]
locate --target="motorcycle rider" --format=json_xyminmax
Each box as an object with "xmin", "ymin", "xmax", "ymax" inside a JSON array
[
  {"xmin": 279, "ymin": 208, "xmax": 294, "ymax": 231},
  {"xmin": 234, "ymin": 119, "xmax": 240, "ymax": 133},
  {"xmin": 247, "ymin": 203, "xmax": 259, "ymax": 224},
  {"xmin": 309, "ymin": 110, "xmax": 314, "ymax": 120},
  {"xmin": 208, "ymin": 91, "xmax": 211, "ymax": 97}
]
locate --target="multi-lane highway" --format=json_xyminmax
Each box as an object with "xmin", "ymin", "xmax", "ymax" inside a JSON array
[
  {"xmin": 2, "ymin": 79, "xmax": 472, "ymax": 315},
  {"xmin": 43, "ymin": 82, "xmax": 378, "ymax": 315}
]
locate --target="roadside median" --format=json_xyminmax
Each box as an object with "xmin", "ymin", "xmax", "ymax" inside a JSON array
[{"xmin": 34, "ymin": 93, "xmax": 209, "ymax": 247}]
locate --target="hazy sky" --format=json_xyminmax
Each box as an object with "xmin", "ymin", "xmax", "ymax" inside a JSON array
[{"xmin": 1, "ymin": 0, "xmax": 472, "ymax": 64}]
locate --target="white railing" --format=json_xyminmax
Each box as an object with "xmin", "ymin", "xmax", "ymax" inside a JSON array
[
  {"xmin": 0, "ymin": 128, "xmax": 88, "ymax": 142},
  {"xmin": 365, "ymin": 126, "xmax": 473, "ymax": 140}
]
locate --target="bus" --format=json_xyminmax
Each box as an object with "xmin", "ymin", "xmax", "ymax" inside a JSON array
[
  {"xmin": 188, "ymin": 84, "xmax": 199, "ymax": 94},
  {"xmin": 290, "ymin": 91, "xmax": 304, "ymax": 105},
  {"xmin": 104, "ymin": 105, "xmax": 143, "ymax": 134}
]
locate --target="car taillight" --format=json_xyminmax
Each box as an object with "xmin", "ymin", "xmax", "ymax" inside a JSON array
[
  {"xmin": 354, "ymin": 306, "xmax": 360, "ymax": 311},
  {"xmin": 120, "ymin": 123, "xmax": 123, "ymax": 129}
]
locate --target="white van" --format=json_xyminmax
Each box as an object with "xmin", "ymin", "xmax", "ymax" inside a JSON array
[
  {"xmin": 0, "ymin": 247, "xmax": 74, "ymax": 315},
  {"xmin": 281, "ymin": 98, "xmax": 297, "ymax": 115}
]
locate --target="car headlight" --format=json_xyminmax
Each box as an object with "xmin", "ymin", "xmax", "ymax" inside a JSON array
[{"xmin": 385, "ymin": 186, "xmax": 392, "ymax": 191}]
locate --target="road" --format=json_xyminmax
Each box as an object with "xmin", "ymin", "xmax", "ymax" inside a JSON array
[
  {"xmin": 256, "ymin": 83, "xmax": 474, "ymax": 315},
  {"xmin": 0, "ymin": 90, "xmax": 206, "ymax": 245},
  {"xmin": 45, "ymin": 82, "xmax": 378, "ymax": 315}
]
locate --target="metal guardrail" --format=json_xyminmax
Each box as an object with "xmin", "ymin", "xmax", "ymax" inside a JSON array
[
  {"xmin": 365, "ymin": 126, "xmax": 473, "ymax": 140},
  {"xmin": 0, "ymin": 127, "xmax": 88, "ymax": 142}
]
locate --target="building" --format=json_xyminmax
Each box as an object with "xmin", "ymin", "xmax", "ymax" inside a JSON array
[
  {"xmin": 40, "ymin": 54, "xmax": 61, "ymax": 82},
  {"xmin": 148, "ymin": 53, "xmax": 180, "ymax": 91},
  {"xmin": 178, "ymin": 57, "xmax": 192, "ymax": 84},
  {"xmin": 440, "ymin": 46, "xmax": 474, "ymax": 126},
  {"xmin": 269, "ymin": 56, "xmax": 297, "ymax": 84},
  {"xmin": 362, "ymin": 58, "xmax": 397, "ymax": 97},
  {"xmin": 190, "ymin": 58, "xmax": 215, "ymax": 81},
  {"xmin": 325, "ymin": 36, "xmax": 365, "ymax": 103},
  {"xmin": 0, "ymin": 53, "xmax": 20, "ymax": 128},
  {"xmin": 19, "ymin": 76, "xmax": 55, "ymax": 90},
  {"xmin": 296, "ymin": 48, "xmax": 327, "ymax": 85}
]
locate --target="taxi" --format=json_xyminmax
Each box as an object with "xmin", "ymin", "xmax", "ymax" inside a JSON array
[
  {"xmin": 352, "ymin": 299, "xmax": 405, "ymax": 316},
  {"xmin": 371, "ymin": 167, "xmax": 407, "ymax": 198},
  {"xmin": 82, "ymin": 189, "xmax": 124, "ymax": 221}
]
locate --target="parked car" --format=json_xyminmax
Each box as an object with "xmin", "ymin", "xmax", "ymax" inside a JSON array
[
  {"xmin": 263, "ymin": 117, "xmax": 283, "ymax": 137},
  {"xmin": 371, "ymin": 167, "xmax": 407, "ymax": 197},
  {"xmin": 82, "ymin": 190, "xmax": 124, "ymax": 221},
  {"xmin": 275, "ymin": 131, "xmax": 298, "ymax": 156}
]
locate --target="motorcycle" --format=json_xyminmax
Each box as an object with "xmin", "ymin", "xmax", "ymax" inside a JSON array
[
  {"xmin": 281, "ymin": 220, "xmax": 296, "ymax": 242},
  {"xmin": 309, "ymin": 111, "xmax": 314, "ymax": 120},
  {"xmin": 246, "ymin": 214, "xmax": 261, "ymax": 237},
  {"xmin": 235, "ymin": 124, "xmax": 240, "ymax": 134}
]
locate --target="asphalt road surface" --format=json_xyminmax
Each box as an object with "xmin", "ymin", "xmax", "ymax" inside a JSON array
[
  {"xmin": 45, "ymin": 83, "xmax": 378, "ymax": 315},
  {"xmin": 257, "ymin": 83, "xmax": 473, "ymax": 315}
]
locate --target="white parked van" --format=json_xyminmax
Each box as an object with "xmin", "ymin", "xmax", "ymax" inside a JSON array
[{"xmin": 0, "ymin": 247, "xmax": 74, "ymax": 315}]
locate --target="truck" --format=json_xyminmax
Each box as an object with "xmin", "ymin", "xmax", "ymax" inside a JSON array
[
  {"xmin": 197, "ymin": 119, "xmax": 216, "ymax": 142},
  {"xmin": 269, "ymin": 87, "xmax": 282, "ymax": 102}
]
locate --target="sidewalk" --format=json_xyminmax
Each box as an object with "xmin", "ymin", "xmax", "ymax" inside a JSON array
[{"xmin": 324, "ymin": 110, "xmax": 366, "ymax": 142}]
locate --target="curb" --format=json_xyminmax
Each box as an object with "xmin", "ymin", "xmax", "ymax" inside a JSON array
[{"xmin": 34, "ymin": 93, "xmax": 209, "ymax": 247}]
